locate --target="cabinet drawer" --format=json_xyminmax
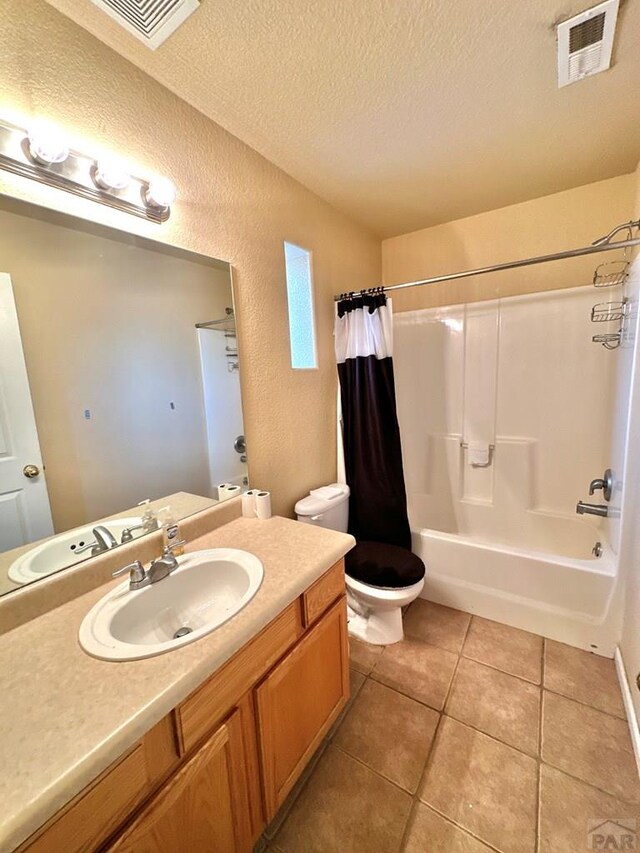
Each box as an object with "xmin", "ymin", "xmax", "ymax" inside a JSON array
[
  {"xmin": 302, "ymin": 560, "xmax": 345, "ymax": 627},
  {"xmin": 24, "ymin": 744, "xmax": 150, "ymax": 853},
  {"xmin": 176, "ymin": 600, "xmax": 303, "ymax": 755}
]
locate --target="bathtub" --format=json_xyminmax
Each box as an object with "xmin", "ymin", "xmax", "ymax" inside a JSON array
[{"xmin": 411, "ymin": 519, "xmax": 619, "ymax": 655}]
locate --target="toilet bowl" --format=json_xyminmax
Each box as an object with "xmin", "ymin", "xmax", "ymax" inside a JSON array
[{"xmin": 295, "ymin": 483, "xmax": 425, "ymax": 645}]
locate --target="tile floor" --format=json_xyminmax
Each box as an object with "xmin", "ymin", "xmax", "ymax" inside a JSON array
[{"xmin": 260, "ymin": 600, "xmax": 640, "ymax": 853}]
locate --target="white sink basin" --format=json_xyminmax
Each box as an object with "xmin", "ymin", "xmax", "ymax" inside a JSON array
[
  {"xmin": 8, "ymin": 518, "xmax": 146, "ymax": 585},
  {"xmin": 78, "ymin": 549, "xmax": 264, "ymax": 661}
]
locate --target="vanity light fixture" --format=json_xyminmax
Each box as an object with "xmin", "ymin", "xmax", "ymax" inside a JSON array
[
  {"xmin": 145, "ymin": 177, "xmax": 176, "ymax": 210},
  {"xmin": 93, "ymin": 157, "xmax": 131, "ymax": 191},
  {"xmin": 27, "ymin": 120, "xmax": 70, "ymax": 165},
  {"xmin": 0, "ymin": 117, "xmax": 174, "ymax": 223}
]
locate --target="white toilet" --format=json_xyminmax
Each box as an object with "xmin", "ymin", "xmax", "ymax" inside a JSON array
[{"xmin": 295, "ymin": 483, "xmax": 425, "ymax": 645}]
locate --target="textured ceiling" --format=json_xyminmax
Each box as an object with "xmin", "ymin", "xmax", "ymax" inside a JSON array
[{"xmin": 44, "ymin": 0, "xmax": 640, "ymax": 237}]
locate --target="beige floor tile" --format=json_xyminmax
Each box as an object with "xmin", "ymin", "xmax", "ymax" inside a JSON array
[
  {"xmin": 372, "ymin": 638, "xmax": 458, "ymax": 710},
  {"xmin": 263, "ymin": 738, "xmax": 329, "ymax": 839},
  {"xmin": 403, "ymin": 803, "xmax": 494, "ymax": 853},
  {"xmin": 334, "ymin": 678, "xmax": 439, "ymax": 793},
  {"xmin": 542, "ymin": 691, "xmax": 640, "ymax": 803},
  {"xmin": 462, "ymin": 617, "xmax": 542, "ymax": 684},
  {"xmin": 325, "ymin": 667, "xmax": 367, "ymax": 740},
  {"xmin": 349, "ymin": 666, "xmax": 366, "ymax": 697},
  {"xmin": 349, "ymin": 636, "xmax": 384, "ymax": 675},
  {"xmin": 539, "ymin": 764, "xmax": 640, "ymax": 853},
  {"xmin": 404, "ymin": 599, "xmax": 471, "ymax": 653},
  {"xmin": 275, "ymin": 745, "xmax": 412, "ymax": 853},
  {"xmin": 445, "ymin": 657, "xmax": 540, "ymax": 755},
  {"xmin": 544, "ymin": 640, "xmax": 626, "ymax": 718},
  {"xmin": 420, "ymin": 716, "xmax": 538, "ymax": 853}
]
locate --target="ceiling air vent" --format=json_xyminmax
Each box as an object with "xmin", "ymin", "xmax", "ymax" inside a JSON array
[
  {"xmin": 89, "ymin": 0, "xmax": 200, "ymax": 50},
  {"xmin": 557, "ymin": 0, "xmax": 619, "ymax": 87}
]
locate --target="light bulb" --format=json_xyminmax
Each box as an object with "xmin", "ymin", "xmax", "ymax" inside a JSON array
[
  {"xmin": 27, "ymin": 120, "xmax": 70, "ymax": 165},
  {"xmin": 145, "ymin": 177, "xmax": 176, "ymax": 210},
  {"xmin": 94, "ymin": 157, "xmax": 131, "ymax": 191}
]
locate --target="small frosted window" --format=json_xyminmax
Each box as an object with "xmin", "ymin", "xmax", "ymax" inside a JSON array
[{"xmin": 284, "ymin": 242, "xmax": 317, "ymax": 369}]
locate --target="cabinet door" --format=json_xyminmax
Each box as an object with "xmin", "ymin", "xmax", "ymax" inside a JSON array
[
  {"xmin": 256, "ymin": 596, "xmax": 349, "ymax": 818},
  {"xmin": 106, "ymin": 709, "xmax": 250, "ymax": 853}
]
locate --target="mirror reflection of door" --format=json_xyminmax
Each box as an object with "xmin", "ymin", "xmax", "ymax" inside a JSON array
[{"xmin": 0, "ymin": 272, "xmax": 54, "ymax": 551}]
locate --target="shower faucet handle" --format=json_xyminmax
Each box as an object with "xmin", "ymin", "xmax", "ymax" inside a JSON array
[{"xmin": 588, "ymin": 468, "xmax": 613, "ymax": 502}]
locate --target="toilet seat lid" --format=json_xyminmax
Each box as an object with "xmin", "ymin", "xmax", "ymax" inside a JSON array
[{"xmin": 345, "ymin": 541, "xmax": 426, "ymax": 590}]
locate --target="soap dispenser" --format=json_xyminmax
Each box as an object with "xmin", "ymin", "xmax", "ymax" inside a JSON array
[
  {"xmin": 138, "ymin": 499, "xmax": 160, "ymax": 533},
  {"xmin": 158, "ymin": 506, "xmax": 185, "ymax": 556}
]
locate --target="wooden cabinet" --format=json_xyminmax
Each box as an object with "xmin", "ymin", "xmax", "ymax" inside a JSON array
[
  {"xmin": 105, "ymin": 710, "xmax": 250, "ymax": 853},
  {"xmin": 19, "ymin": 560, "xmax": 346, "ymax": 853},
  {"xmin": 256, "ymin": 596, "xmax": 350, "ymax": 819},
  {"xmin": 20, "ymin": 717, "xmax": 179, "ymax": 853}
]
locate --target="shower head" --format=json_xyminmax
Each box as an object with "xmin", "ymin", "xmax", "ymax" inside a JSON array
[{"xmin": 592, "ymin": 220, "xmax": 640, "ymax": 246}]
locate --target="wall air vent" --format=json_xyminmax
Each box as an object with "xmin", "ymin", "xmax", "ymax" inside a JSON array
[
  {"xmin": 557, "ymin": 0, "xmax": 619, "ymax": 87},
  {"xmin": 89, "ymin": 0, "xmax": 200, "ymax": 50}
]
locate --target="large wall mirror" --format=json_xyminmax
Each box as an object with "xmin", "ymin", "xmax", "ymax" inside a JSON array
[{"xmin": 0, "ymin": 196, "xmax": 247, "ymax": 597}]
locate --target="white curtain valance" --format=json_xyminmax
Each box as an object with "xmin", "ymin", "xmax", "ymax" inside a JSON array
[{"xmin": 334, "ymin": 297, "xmax": 393, "ymax": 364}]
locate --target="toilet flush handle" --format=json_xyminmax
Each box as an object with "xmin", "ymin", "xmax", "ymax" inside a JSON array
[{"xmin": 309, "ymin": 514, "xmax": 324, "ymax": 522}]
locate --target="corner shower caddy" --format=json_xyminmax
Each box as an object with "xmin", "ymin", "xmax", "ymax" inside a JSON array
[{"xmin": 589, "ymin": 222, "xmax": 637, "ymax": 350}]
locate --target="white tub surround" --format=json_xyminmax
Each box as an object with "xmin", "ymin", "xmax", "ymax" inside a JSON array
[{"xmin": 394, "ymin": 286, "xmax": 628, "ymax": 654}]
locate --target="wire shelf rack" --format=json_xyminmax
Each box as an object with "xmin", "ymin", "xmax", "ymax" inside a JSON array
[
  {"xmin": 591, "ymin": 301, "xmax": 627, "ymax": 323},
  {"xmin": 593, "ymin": 260, "xmax": 630, "ymax": 288},
  {"xmin": 592, "ymin": 331, "xmax": 622, "ymax": 350}
]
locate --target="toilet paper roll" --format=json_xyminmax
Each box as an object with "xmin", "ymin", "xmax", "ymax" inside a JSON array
[
  {"xmin": 217, "ymin": 483, "xmax": 242, "ymax": 502},
  {"xmin": 242, "ymin": 490, "xmax": 258, "ymax": 518},
  {"xmin": 217, "ymin": 483, "xmax": 231, "ymax": 501},
  {"xmin": 255, "ymin": 491, "xmax": 272, "ymax": 520}
]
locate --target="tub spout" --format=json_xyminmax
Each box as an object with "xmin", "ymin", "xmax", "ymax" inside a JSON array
[{"xmin": 576, "ymin": 501, "xmax": 609, "ymax": 518}]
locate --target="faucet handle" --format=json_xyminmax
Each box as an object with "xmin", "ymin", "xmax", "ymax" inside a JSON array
[
  {"xmin": 112, "ymin": 560, "xmax": 146, "ymax": 583},
  {"xmin": 588, "ymin": 468, "xmax": 613, "ymax": 501},
  {"xmin": 163, "ymin": 540, "xmax": 187, "ymax": 557},
  {"xmin": 588, "ymin": 479, "xmax": 605, "ymax": 496}
]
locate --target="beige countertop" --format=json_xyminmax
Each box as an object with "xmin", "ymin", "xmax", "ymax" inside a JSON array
[{"xmin": 0, "ymin": 516, "xmax": 354, "ymax": 853}]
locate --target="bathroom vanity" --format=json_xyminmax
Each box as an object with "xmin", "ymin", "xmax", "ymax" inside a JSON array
[{"xmin": 0, "ymin": 512, "xmax": 354, "ymax": 852}]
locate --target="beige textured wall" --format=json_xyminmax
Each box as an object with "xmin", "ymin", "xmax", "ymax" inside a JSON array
[
  {"xmin": 0, "ymin": 202, "xmax": 232, "ymax": 532},
  {"xmin": 0, "ymin": 0, "xmax": 381, "ymax": 518},
  {"xmin": 382, "ymin": 175, "xmax": 636, "ymax": 312}
]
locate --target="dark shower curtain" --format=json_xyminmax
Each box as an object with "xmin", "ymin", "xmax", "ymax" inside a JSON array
[{"xmin": 335, "ymin": 291, "xmax": 411, "ymax": 550}]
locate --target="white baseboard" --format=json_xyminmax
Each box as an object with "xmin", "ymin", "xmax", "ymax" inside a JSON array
[{"xmin": 615, "ymin": 647, "xmax": 640, "ymax": 778}]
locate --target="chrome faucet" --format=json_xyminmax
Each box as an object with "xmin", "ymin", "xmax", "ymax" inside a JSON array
[
  {"xmin": 75, "ymin": 525, "xmax": 118, "ymax": 556},
  {"xmin": 147, "ymin": 541, "xmax": 187, "ymax": 584},
  {"xmin": 576, "ymin": 501, "xmax": 609, "ymax": 518},
  {"xmin": 112, "ymin": 540, "xmax": 187, "ymax": 591},
  {"xmin": 94, "ymin": 526, "xmax": 118, "ymax": 551}
]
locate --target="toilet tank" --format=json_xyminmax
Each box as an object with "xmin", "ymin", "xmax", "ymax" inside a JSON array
[{"xmin": 295, "ymin": 483, "xmax": 350, "ymax": 532}]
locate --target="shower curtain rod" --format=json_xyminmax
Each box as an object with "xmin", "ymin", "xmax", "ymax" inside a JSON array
[{"xmin": 334, "ymin": 220, "xmax": 640, "ymax": 301}]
